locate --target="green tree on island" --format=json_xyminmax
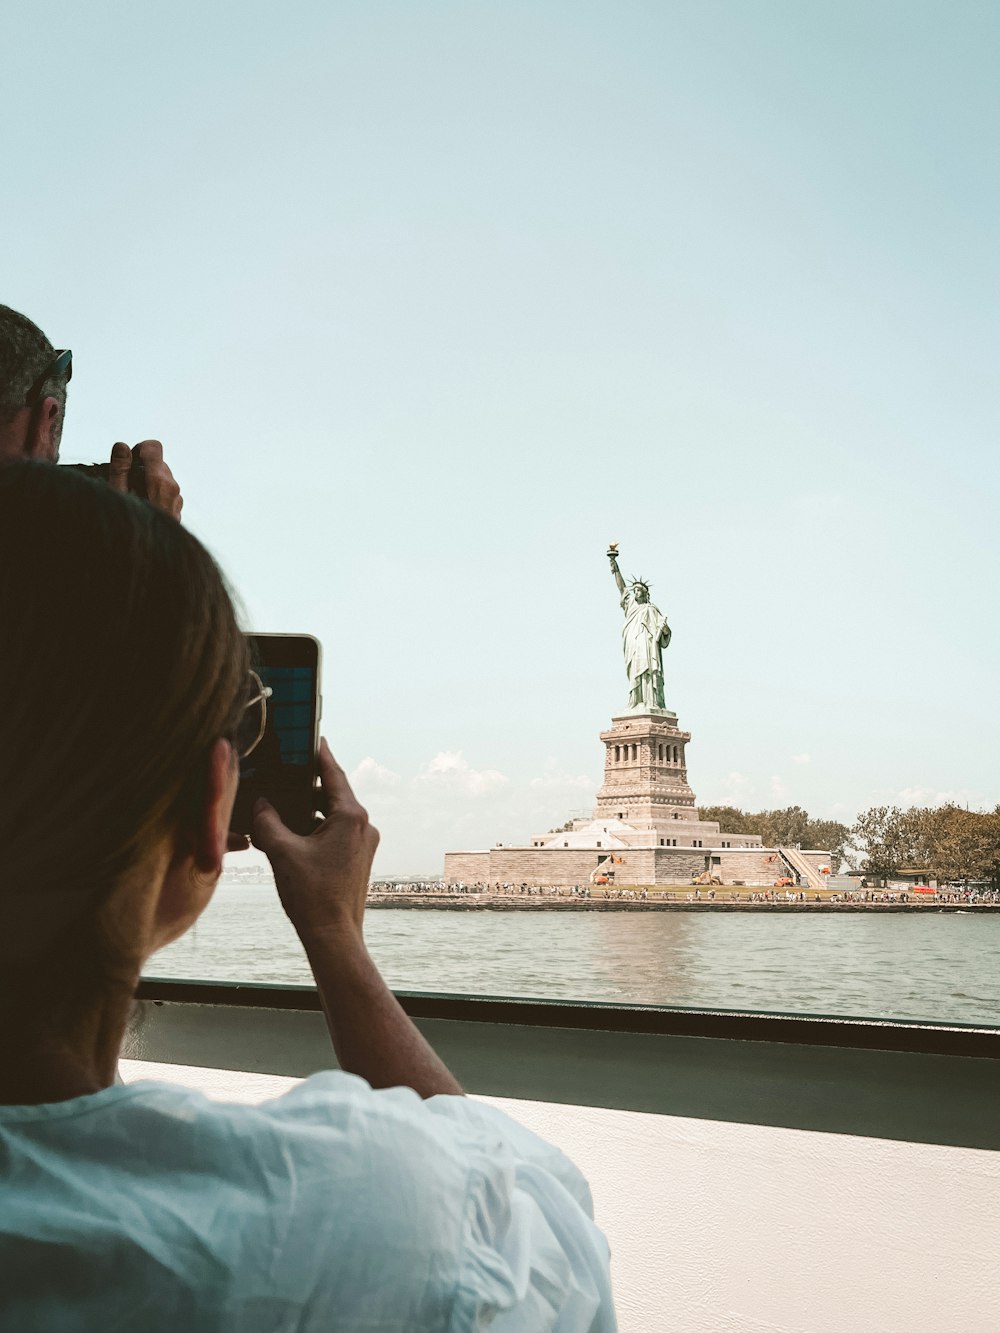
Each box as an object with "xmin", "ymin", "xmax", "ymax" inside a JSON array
[
  {"xmin": 850, "ymin": 806, "xmax": 918, "ymax": 886},
  {"xmin": 910, "ymin": 804, "xmax": 1000, "ymax": 888},
  {"xmin": 849, "ymin": 804, "xmax": 1000, "ymax": 889},
  {"xmin": 696, "ymin": 799, "xmax": 1000, "ymax": 888},
  {"xmin": 698, "ymin": 805, "xmax": 850, "ymax": 861}
]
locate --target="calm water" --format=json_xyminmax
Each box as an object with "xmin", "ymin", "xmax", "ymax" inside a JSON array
[{"xmin": 147, "ymin": 883, "xmax": 1000, "ymax": 1026}]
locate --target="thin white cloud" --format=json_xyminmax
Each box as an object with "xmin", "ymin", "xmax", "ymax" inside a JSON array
[
  {"xmin": 416, "ymin": 750, "xmax": 508, "ymax": 796},
  {"xmin": 791, "ymin": 753, "xmax": 811, "ymax": 766},
  {"xmin": 718, "ymin": 771, "xmax": 752, "ymax": 803},
  {"xmin": 892, "ymin": 785, "xmax": 983, "ymax": 809},
  {"xmin": 770, "ymin": 775, "xmax": 789, "ymax": 800},
  {"xmin": 350, "ymin": 751, "xmax": 607, "ymax": 874},
  {"xmin": 350, "ymin": 756, "xmax": 401, "ymax": 788},
  {"xmin": 529, "ymin": 763, "xmax": 594, "ymax": 793}
]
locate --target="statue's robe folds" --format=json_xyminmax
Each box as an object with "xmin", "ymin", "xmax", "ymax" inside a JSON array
[{"xmin": 621, "ymin": 589, "xmax": 670, "ymax": 709}]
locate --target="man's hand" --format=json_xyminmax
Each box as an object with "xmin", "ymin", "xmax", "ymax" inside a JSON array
[
  {"xmin": 108, "ymin": 440, "xmax": 183, "ymax": 521},
  {"xmin": 251, "ymin": 739, "xmax": 379, "ymax": 943}
]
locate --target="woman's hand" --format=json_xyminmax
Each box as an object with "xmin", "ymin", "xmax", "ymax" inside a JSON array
[
  {"xmin": 251, "ymin": 739, "xmax": 379, "ymax": 944},
  {"xmin": 253, "ymin": 741, "xmax": 460, "ymax": 1097}
]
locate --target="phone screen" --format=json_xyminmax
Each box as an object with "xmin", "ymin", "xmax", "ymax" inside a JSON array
[{"xmin": 231, "ymin": 634, "xmax": 321, "ymax": 835}]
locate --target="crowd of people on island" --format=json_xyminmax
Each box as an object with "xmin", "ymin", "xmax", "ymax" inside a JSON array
[
  {"xmin": 371, "ymin": 880, "xmax": 604, "ymax": 898},
  {"xmin": 831, "ymin": 885, "xmax": 1000, "ymax": 905},
  {"xmin": 369, "ymin": 879, "xmax": 1000, "ymax": 908},
  {"xmin": 378, "ymin": 881, "xmax": 814, "ymax": 904}
]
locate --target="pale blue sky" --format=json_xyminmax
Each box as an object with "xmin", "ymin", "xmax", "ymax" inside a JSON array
[{"xmin": 5, "ymin": 1, "xmax": 998, "ymax": 871}]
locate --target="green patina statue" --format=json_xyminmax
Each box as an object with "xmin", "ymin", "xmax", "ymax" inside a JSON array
[{"xmin": 607, "ymin": 544, "xmax": 671, "ymax": 712}]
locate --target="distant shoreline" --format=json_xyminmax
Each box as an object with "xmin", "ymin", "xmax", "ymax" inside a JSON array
[{"xmin": 367, "ymin": 893, "xmax": 1000, "ymax": 913}]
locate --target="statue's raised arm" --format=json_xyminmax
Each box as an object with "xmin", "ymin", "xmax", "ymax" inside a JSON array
[{"xmin": 607, "ymin": 543, "xmax": 626, "ymax": 599}]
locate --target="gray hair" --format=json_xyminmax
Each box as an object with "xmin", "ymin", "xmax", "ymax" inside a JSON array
[{"xmin": 0, "ymin": 305, "xmax": 69, "ymax": 428}]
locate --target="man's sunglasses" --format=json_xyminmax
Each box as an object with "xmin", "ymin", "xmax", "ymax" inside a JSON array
[{"xmin": 24, "ymin": 349, "xmax": 73, "ymax": 407}]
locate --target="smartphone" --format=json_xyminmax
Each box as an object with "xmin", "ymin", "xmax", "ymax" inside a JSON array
[{"xmin": 230, "ymin": 633, "xmax": 322, "ymax": 836}]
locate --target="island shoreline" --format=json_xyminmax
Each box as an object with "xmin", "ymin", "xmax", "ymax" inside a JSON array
[{"xmin": 367, "ymin": 894, "xmax": 999, "ymax": 913}]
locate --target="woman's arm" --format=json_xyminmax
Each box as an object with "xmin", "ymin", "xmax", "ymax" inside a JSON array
[{"xmin": 252, "ymin": 740, "xmax": 463, "ymax": 1098}]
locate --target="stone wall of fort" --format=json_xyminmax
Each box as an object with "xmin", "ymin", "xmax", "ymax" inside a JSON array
[
  {"xmin": 445, "ymin": 845, "xmax": 711, "ymax": 886},
  {"xmin": 445, "ymin": 844, "xmax": 832, "ymax": 887},
  {"xmin": 712, "ymin": 848, "xmax": 833, "ymax": 885},
  {"xmin": 715, "ymin": 849, "xmax": 786, "ymax": 884},
  {"xmin": 443, "ymin": 851, "xmax": 492, "ymax": 882},
  {"xmin": 481, "ymin": 848, "xmax": 618, "ymax": 886},
  {"xmin": 653, "ymin": 849, "xmax": 706, "ymax": 882}
]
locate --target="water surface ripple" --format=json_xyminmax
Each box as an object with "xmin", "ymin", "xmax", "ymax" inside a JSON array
[{"xmin": 147, "ymin": 885, "xmax": 1000, "ymax": 1026}]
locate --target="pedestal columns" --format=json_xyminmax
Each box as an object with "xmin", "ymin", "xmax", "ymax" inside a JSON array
[{"xmin": 593, "ymin": 710, "xmax": 696, "ymax": 826}]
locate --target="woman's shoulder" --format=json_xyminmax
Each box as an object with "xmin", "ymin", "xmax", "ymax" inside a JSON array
[
  {"xmin": 95, "ymin": 1078, "xmax": 494, "ymax": 1271},
  {"xmin": 110, "ymin": 1074, "xmax": 522, "ymax": 1198},
  {"xmin": 112, "ymin": 1074, "xmax": 593, "ymax": 1206},
  {"xmin": 114, "ymin": 1071, "xmax": 458, "ymax": 1159},
  {"xmin": 115, "ymin": 1077, "xmax": 563, "ymax": 1310}
]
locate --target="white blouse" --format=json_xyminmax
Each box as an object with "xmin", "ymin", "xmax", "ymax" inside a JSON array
[{"xmin": 0, "ymin": 1072, "xmax": 617, "ymax": 1331}]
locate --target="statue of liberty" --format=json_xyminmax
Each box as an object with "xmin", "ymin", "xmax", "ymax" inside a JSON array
[{"xmin": 607, "ymin": 544, "xmax": 671, "ymax": 711}]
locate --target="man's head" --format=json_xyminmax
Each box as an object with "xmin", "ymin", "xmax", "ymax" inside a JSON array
[{"xmin": 0, "ymin": 305, "xmax": 71, "ymax": 463}]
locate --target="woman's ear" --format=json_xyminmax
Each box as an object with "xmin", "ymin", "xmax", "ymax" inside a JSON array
[
  {"xmin": 191, "ymin": 738, "xmax": 239, "ymax": 875},
  {"xmin": 152, "ymin": 739, "xmax": 238, "ymax": 948}
]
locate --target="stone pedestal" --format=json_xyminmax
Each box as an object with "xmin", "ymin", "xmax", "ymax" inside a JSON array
[{"xmin": 593, "ymin": 710, "xmax": 696, "ymax": 827}]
